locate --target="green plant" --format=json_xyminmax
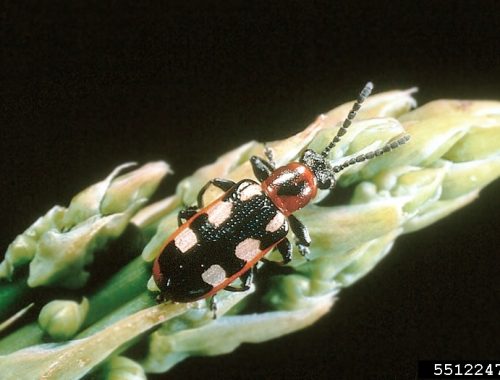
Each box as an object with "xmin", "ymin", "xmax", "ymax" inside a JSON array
[{"xmin": 1, "ymin": 89, "xmax": 498, "ymax": 379}]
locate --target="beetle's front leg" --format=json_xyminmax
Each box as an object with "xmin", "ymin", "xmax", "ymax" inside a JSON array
[
  {"xmin": 264, "ymin": 144, "xmax": 277, "ymax": 169},
  {"xmin": 250, "ymin": 156, "xmax": 274, "ymax": 182},
  {"xmin": 288, "ymin": 214, "xmax": 311, "ymax": 259}
]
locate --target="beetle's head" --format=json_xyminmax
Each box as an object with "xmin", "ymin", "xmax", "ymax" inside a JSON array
[{"xmin": 300, "ymin": 149, "xmax": 336, "ymax": 190}]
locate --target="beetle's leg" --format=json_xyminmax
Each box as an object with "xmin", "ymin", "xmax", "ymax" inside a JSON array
[
  {"xmin": 250, "ymin": 156, "xmax": 274, "ymax": 182},
  {"xmin": 208, "ymin": 295, "xmax": 217, "ymax": 319},
  {"xmin": 156, "ymin": 293, "xmax": 167, "ymax": 303},
  {"xmin": 177, "ymin": 206, "xmax": 198, "ymax": 226},
  {"xmin": 178, "ymin": 178, "xmax": 235, "ymax": 226},
  {"xmin": 288, "ymin": 215, "xmax": 311, "ymax": 246},
  {"xmin": 276, "ymin": 238, "xmax": 292, "ymax": 264},
  {"xmin": 197, "ymin": 178, "xmax": 236, "ymax": 208},
  {"xmin": 224, "ymin": 268, "xmax": 254, "ymax": 292},
  {"xmin": 264, "ymin": 144, "xmax": 277, "ymax": 169},
  {"xmin": 261, "ymin": 238, "xmax": 292, "ymax": 265},
  {"xmin": 288, "ymin": 214, "xmax": 311, "ymax": 259}
]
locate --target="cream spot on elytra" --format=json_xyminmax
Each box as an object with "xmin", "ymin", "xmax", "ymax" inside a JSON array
[
  {"xmin": 239, "ymin": 183, "xmax": 262, "ymax": 201},
  {"xmin": 265, "ymin": 212, "xmax": 285, "ymax": 233},
  {"xmin": 201, "ymin": 264, "xmax": 226, "ymax": 286},
  {"xmin": 174, "ymin": 228, "xmax": 197, "ymax": 253},
  {"xmin": 207, "ymin": 201, "xmax": 233, "ymax": 227},
  {"xmin": 235, "ymin": 238, "xmax": 261, "ymax": 261}
]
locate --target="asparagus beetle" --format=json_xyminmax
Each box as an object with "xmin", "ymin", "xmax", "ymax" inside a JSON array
[{"xmin": 153, "ymin": 82, "xmax": 410, "ymax": 304}]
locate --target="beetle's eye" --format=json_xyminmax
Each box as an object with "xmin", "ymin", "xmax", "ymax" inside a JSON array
[{"xmin": 318, "ymin": 178, "xmax": 331, "ymax": 190}]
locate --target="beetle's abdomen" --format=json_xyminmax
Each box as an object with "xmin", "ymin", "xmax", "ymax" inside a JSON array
[{"xmin": 153, "ymin": 180, "xmax": 289, "ymax": 302}]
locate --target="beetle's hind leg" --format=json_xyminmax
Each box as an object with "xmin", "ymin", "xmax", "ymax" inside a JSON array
[
  {"xmin": 156, "ymin": 292, "xmax": 168, "ymax": 303},
  {"xmin": 177, "ymin": 206, "xmax": 198, "ymax": 226},
  {"xmin": 224, "ymin": 267, "xmax": 254, "ymax": 292},
  {"xmin": 208, "ymin": 295, "xmax": 218, "ymax": 319}
]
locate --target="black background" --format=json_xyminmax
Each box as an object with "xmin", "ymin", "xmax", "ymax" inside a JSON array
[{"xmin": 2, "ymin": 2, "xmax": 499, "ymax": 379}]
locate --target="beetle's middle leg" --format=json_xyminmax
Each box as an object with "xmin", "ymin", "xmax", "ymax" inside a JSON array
[
  {"xmin": 197, "ymin": 178, "xmax": 236, "ymax": 208},
  {"xmin": 261, "ymin": 238, "xmax": 292, "ymax": 265},
  {"xmin": 224, "ymin": 267, "xmax": 255, "ymax": 292},
  {"xmin": 178, "ymin": 178, "xmax": 235, "ymax": 226}
]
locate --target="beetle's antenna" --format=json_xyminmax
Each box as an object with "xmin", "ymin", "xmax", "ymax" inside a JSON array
[
  {"xmin": 321, "ymin": 82, "xmax": 373, "ymax": 158},
  {"xmin": 332, "ymin": 133, "xmax": 410, "ymax": 173}
]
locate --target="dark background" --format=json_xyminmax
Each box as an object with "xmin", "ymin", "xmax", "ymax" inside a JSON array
[{"xmin": 2, "ymin": 2, "xmax": 499, "ymax": 379}]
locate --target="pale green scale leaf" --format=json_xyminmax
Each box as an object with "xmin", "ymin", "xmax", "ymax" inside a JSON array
[
  {"xmin": 100, "ymin": 162, "xmax": 172, "ymax": 215},
  {"xmin": 62, "ymin": 163, "xmax": 137, "ymax": 226},
  {"xmin": 142, "ymin": 294, "xmax": 335, "ymax": 373},
  {"xmin": 332, "ymin": 230, "xmax": 399, "ymax": 287},
  {"xmin": 28, "ymin": 201, "xmax": 145, "ymax": 288},
  {"xmin": 141, "ymin": 212, "xmax": 178, "ymax": 263},
  {"xmin": 97, "ymin": 356, "xmax": 147, "ymax": 380},
  {"xmin": 0, "ymin": 162, "xmax": 169, "ymax": 287},
  {"xmin": 444, "ymin": 123, "xmax": 500, "ymax": 162},
  {"xmin": 0, "ymin": 206, "xmax": 65, "ymax": 280},
  {"xmin": 442, "ymin": 158, "xmax": 500, "ymax": 199},
  {"xmin": 38, "ymin": 298, "xmax": 89, "ymax": 340},
  {"xmin": 0, "ymin": 302, "xmax": 190, "ymax": 380}
]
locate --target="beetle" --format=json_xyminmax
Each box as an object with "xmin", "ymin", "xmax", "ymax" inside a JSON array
[{"xmin": 153, "ymin": 82, "xmax": 410, "ymax": 305}]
